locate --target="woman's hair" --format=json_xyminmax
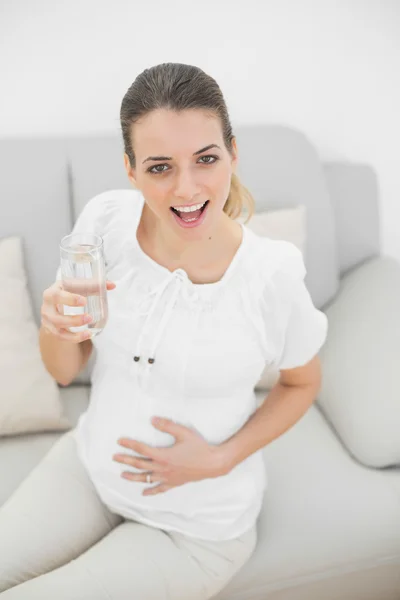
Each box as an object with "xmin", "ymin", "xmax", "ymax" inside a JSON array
[{"xmin": 120, "ymin": 63, "xmax": 254, "ymax": 222}]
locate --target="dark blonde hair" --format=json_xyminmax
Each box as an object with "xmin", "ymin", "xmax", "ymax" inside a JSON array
[{"xmin": 120, "ymin": 63, "xmax": 254, "ymax": 222}]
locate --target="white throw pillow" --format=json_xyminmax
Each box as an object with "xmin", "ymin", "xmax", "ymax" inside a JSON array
[
  {"xmin": 239, "ymin": 206, "xmax": 307, "ymax": 390},
  {"xmin": 0, "ymin": 237, "xmax": 70, "ymax": 436}
]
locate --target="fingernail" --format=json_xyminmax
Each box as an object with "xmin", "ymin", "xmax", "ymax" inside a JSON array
[{"xmin": 83, "ymin": 315, "xmax": 92, "ymax": 323}]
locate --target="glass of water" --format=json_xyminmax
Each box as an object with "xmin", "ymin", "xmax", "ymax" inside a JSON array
[{"xmin": 60, "ymin": 233, "xmax": 108, "ymax": 337}]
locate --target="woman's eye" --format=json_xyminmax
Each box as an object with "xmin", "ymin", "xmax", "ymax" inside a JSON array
[
  {"xmin": 198, "ymin": 155, "xmax": 218, "ymax": 164},
  {"xmin": 147, "ymin": 155, "xmax": 218, "ymax": 175},
  {"xmin": 148, "ymin": 164, "xmax": 169, "ymax": 174}
]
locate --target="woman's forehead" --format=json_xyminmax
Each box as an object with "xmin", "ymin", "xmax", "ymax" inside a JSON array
[{"xmin": 132, "ymin": 109, "xmax": 224, "ymax": 156}]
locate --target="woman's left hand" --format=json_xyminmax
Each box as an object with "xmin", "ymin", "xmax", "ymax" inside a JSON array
[{"xmin": 112, "ymin": 417, "xmax": 228, "ymax": 496}]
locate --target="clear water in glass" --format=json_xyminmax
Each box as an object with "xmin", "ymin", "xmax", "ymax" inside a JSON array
[{"xmin": 59, "ymin": 234, "xmax": 108, "ymax": 337}]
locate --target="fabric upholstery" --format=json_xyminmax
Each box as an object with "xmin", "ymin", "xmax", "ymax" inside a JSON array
[
  {"xmin": 0, "ymin": 236, "xmax": 70, "ymax": 437},
  {"xmin": 324, "ymin": 162, "xmax": 381, "ymax": 275},
  {"xmin": 0, "ymin": 386, "xmax": 89, "ymax": 506},
  {"xmin": 317, "ymin": 256, "xmax": 400, "ymax": 468},
  {"xmin": 235, "ymin": 125, "xmax": 339, "ymax": 309},
  {"xmin": 215, "ymin": 392, "xmax": 400, "ymax": 599},
  {"xmin": 0, "ymin": 138, "xmax": 71, "ymax": 325}
]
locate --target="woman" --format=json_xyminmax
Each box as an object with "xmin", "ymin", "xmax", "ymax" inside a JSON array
[{"xmin": 0, "ymin": 63, "xmax": 328, "ymax": 599}]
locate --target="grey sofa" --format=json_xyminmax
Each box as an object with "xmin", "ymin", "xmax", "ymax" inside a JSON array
[{"xmin": 1, "ymin": 125, "xmax": 399, "ymax": 599}]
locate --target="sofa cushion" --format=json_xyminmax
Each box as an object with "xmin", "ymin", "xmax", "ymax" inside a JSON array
[
  {"xmin": 0, "ymin": 236, "xmax": 70, "ymax": 436},
  {"xmin": 215, "ymin": 393, "xmax": 400, "ymax": 600},
  {"xmin": 235, "ymin": 125, "xmax": 339, "ymax": 309},
  {"xmin": 0, "ymin": 386, "xmax": 89, "ymax": 507},
  {"xmin": 240, "ymin": 205, "xmax": 306, "ymax": 254},
  {"xmin": 66, "ymin": 135, "xmax": 129, "ymax": 221},
  {"xmin": 317, "ymin": 256, "xmax": 400, "ymax": 468},
  {"xmin": 324, "ymin": 162, "xmax": 381, "ymax": 275},
  {"xmin": 0, "ymin": 138, "xmax": 71, "ymax": 326}
]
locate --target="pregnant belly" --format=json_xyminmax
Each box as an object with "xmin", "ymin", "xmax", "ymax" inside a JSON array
[
  {"xmin": 81, "ymin": 370, "xmax": 258, "ymax": 508},
  {"xmin": 82, "ymin": 428, "xmax": 261, "ymax": 519}
]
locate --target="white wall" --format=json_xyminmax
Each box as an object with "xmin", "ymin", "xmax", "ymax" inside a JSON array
[{"xmin": 1, "ymin": 0, "xmax": 399, "ymax": 259}]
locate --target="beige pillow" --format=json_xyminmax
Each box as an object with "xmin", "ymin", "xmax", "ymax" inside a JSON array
[
  {"xmin": 239, "ymin": 206, "xmax": 307, "ymax": 390},
  {"xmin": 0, "ymin": 237, "xmax": 70, "ymax": 436}
]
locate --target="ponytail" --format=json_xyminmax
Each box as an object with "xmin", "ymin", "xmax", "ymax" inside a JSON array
[{"xmin": 223, "ymin": 173, "xmax": 255, "ymax": 224}]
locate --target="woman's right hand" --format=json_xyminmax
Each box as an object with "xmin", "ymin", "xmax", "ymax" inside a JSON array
[{"xmin": 40, "ymin": 280, "xmax": 116, "ymax": 343}]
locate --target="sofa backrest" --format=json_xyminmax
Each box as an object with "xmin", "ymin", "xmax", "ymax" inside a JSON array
[
  {"xmin": 235, "ymin": 125, "xmax": 339, "ymax": 308},
  {"xmin": 0, "ymin": 125, "xmax": 381, "ymax": 330},
  {"xmin": 66, "ymin": 125, "xmax": 341, "ymax": 309},
  {"xmin": 323, "ymin": 162, "xmax": 381, "ymax": 277},
  {"xmin": 0, "ymin": 138, "xmax": 71, "ymax": 323}
]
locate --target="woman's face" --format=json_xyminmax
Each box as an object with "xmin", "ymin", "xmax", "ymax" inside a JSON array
[{"xmin": 124, "ymin": 109, "xmax": 237, "ymax": 240}]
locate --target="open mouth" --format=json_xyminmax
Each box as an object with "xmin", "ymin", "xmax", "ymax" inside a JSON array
[{"xmin": 170, "ymin": 200, "xmax": 210, "ymax": 226}]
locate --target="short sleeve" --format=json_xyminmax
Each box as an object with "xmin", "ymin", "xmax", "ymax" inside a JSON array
[{"xmin": 273, "ymin": 242, "xmax": 328, "ymax": 371}]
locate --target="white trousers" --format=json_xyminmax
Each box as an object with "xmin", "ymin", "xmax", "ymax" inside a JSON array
[{"xmin": 0, "ymin": 430, "xmax": 257, "ymax": 599}]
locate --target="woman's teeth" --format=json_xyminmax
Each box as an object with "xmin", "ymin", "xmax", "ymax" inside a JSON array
[
  {"xmin": 170, "ymin": 200, "xmax": 209, "ymax": 226},
  {"xmin": 171, "ymin": 201, "xmax": 206, "ymax": 213}
]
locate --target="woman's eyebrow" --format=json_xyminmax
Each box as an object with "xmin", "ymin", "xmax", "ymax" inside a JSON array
[
  {"xmin": 142, "ymin": 144, "xmax": 221, "ymax": 164},
  {"xmin": 193, "ymin": 143, "xmax": 221, "ymax": 156}
]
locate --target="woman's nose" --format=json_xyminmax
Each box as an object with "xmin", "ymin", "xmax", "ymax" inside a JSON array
[{"xmin": 173, "ymin": 169, "xmax": 200, "ymax": 201}]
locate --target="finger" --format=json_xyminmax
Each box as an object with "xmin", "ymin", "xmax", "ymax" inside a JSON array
[
  {"xmin": 112, "ymin": 454, "xmax": 164, "ymax": 472},
  {"xmin": 151, "ymin": 417, "xmax": 191, "ymax": 441},
  {"xmin": 48, "ymin": 287, "xmax": 87, "ymax": 308},
  {"xmin": 61, "ymin": 278, "xmax": 115, "ymax": 297},
  {"xmin": 120, "ymin": 471, "xmax": 165, "ymax": 484},
  {"xmin": 142, "ymin": 483, "xmax": 173, "ymax": 496},
  {"xmin": 117, "ymin": 439, "xmax": 166, "ymax": 464},
  {"xmin": 41, "ymin": 317, "xmax": 92, "ymax": 343},
  {"xmin": 49, "ymin": 311, "xmax": 93, "ymax": 329},
  {"xmin": 58, "ymin": 328, "xmax": 92, "ymax": 342}
]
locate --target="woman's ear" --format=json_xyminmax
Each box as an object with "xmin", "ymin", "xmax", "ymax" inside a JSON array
[{"xmin": 123, "ymin": 153, "xmax": 137, "ymax": 187}]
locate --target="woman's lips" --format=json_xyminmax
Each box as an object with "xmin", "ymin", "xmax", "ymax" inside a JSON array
[{"xmin": 170, "ymin": 200, "xmax": 210, "ymax": 229}]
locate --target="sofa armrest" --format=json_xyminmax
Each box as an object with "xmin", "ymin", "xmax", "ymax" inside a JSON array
[{"xmin": 317, "ymin": 256, "xmax": 400, "ymax": 468}]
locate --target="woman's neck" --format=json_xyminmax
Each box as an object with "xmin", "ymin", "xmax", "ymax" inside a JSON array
[{"xmin": 137, "ymin": 203, "xmax": 242, "ymax": 279}]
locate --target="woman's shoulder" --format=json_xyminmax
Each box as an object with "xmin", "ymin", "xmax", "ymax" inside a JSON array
[
  {"xmin": 243, "ymin": 226, "xmax": 306, "ymax": 284},
  {"xmin": 72, "ymin": 189, "xmax": 144, "ymax": 276},
  {"xmin": 78, "ymin": 188, "xmax": 143, "ymax": 234}
]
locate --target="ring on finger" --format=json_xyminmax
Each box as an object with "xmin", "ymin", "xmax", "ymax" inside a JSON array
[{"xmin": 146, "ymin": 472, "xmax": 153, "ymax": 484}]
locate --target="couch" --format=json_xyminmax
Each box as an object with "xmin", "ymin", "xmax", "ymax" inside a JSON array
[{"xmin": 1, "ymin": 125, "xmax": 399, "ymax": 599}]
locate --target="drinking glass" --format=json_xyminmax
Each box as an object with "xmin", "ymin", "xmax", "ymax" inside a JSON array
[{"xmin": 59, "ymin": 233, "xmax": 108, "ymax": 336}]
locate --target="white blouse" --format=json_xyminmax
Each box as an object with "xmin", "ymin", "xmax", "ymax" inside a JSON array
[{"xmin": 57, "ymin": 189, "xmax": 328, "ymax": 541}]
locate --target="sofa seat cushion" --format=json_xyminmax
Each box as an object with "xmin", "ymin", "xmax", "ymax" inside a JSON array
[
  {"xmin": 215, "ymin": 392, "xmax": 400, "ymax": 599},
  {"xmin": 0, "ymin": 386, "xmax": 89, "ymax": 506}
]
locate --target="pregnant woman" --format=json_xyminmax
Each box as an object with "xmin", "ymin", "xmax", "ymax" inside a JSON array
[{"xmin": 0, "ymin": 62, "xmax": 328, "ymax": 599}]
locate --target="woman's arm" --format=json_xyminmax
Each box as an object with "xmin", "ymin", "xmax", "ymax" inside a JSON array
[
  {"xmin": 39, "ymin": 327, "xmax": 93, "ymax": 386},
  {"xmin": 217, "ymin": 356, "xmax": 322, "ymax": 472}
]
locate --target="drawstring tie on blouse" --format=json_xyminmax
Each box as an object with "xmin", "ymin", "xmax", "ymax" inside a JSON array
[{"xmin": 132, "ymin": 268, "xmax": 200, "ymax": 389}]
